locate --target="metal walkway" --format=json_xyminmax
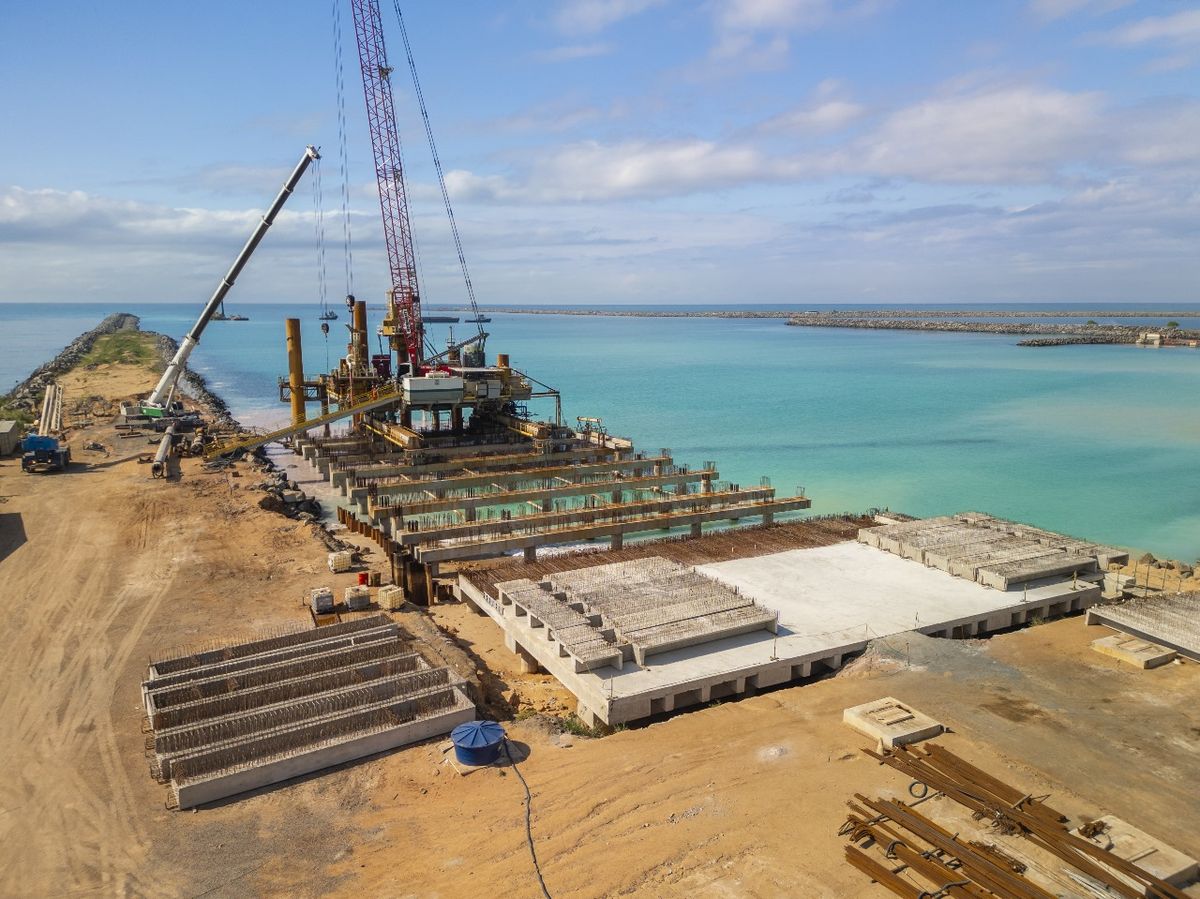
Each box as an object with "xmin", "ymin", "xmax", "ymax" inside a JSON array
[{"xmin": 204, "ymin": 389, "xmax": 403, "ymax": 460}]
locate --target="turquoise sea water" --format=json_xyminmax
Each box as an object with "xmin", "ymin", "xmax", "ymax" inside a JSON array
[{"xmin": 2, "ymin": 302, "xmax": 1197, "ymax": 560}]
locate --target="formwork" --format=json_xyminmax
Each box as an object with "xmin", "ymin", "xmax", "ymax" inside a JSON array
[{"xmin": 143, "ymin": 615, "xmax": 474, "ymax": 808}]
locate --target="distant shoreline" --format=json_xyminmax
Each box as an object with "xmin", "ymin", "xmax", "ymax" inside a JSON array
[{"xmin": 448, "ymin": 306, "xmax": 1200, "ymax": 319}]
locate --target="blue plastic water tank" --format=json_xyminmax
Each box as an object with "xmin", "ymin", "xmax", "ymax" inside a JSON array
[{"xmin": 450, "ymin": 720, "xmax": 506, "ymax": 766}]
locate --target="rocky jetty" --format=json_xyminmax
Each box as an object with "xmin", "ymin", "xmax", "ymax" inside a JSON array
[
  {"xmin": 151, "ymin": 332, "xmax": 237, "ymax": 427},
  {"xmin": 3, "ymin": 312, "xmax": 238, "ymax": 427},
  {"xmin": 4, "ymin": 312, "xmax": 141, "ymax": 410}
]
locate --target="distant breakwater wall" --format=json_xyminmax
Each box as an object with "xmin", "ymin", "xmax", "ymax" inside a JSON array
[
  {"xmin": 778, "ymin": 308, "xmax": 1200, "ymax": 320},
  {"xmin": 456, "ymin": 306, "xmax": 1200, "ymax": 320},
  {"xmin": 782, "ymin": 316, "xmax": 1200, "ymax": 346},
  {"xmin": 3, "ymin": 312, "xmax": 141, "ymax": 408},
  {"xmin": 464, "ymin": 307, "xmax": 795, "ymax": 319}
]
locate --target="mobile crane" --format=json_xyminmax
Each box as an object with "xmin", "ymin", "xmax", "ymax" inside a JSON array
[{"xmin": 123, "ymin": 146, "xmax": 321, "ymax": 420}]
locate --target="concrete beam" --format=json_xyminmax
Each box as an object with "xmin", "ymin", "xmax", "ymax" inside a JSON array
[
  {"xmin": 395, "ymin": 487, "xmax": 774, "ymax": 546},
  {"xmin": 414, "ymin": 496, "xmax": 811, "ymax": 563},
  {"xmin": 369, "ymin": 469, "xmax": 715, "ymax": 518}
]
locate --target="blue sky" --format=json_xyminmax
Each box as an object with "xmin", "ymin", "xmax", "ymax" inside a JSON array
[{"xmin": 1, "ymin": 0, "xmax": 1197, "ymax": 305}]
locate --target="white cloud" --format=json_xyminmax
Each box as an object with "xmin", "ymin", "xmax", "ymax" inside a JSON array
[
  {"xmin": 1095, "ymin": 8, "xmax": 1200, "ymax": 46},
  {"xmin": 857, "ymin": 86, "xmax": 1105, "ymax": 183},
  {"xmin": 760, "ymin": 80, "xmax": 866, "ymax": 133},
  {"xmin": 705, "ymin": 0, "xmax": 889, "ymax": 71},
  {"xmin": 716, "ymin": 0, "xmax": 836, "ymax": 31},
  {"xmin": 533, "ymin": 42, "xmax": 614, "ymax": 63},
  {"xmin": 552, "ymin": 0, "xmax": 665, "ymax": 35},
  {"xmin": 1028, "ymin": 0, "xmax": 1130, "ymax": 22}
]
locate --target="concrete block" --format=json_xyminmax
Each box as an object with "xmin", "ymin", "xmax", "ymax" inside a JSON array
[
  {"xmin": 1091, "ymin": 634, "xmax": 1176, "ymax": 669},
  {"xmin": 843, "ymin": 697, "xmax": 943, "ymax": 749},
  {"xmin": 1073, "ymin": 815, "xmax": 1198, "ymax": 896}
]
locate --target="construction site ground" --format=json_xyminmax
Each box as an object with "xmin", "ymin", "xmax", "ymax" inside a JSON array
[{"xmin": 1, "ymin": 359, "xmax": 1198, "ymax": 898}]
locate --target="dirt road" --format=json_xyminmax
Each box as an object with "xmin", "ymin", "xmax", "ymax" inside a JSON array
[{"xmin": 2, "ymin": 360, "xmax": 1197, "ymax": 898}]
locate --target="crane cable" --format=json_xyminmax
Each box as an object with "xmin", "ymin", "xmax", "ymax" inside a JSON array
[
  {"xmin": 392, "ymin": 3, "xmax": 486, "ymax": 342},
  {"xmin": 312, "ymin": 156, "xmax": 329, "ymax": 318},
  {"xmin": 332, "ymin": 0, "xmax": 355, "ymax": 299}
]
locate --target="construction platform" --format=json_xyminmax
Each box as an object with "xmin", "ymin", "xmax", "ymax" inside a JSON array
[
  {"xmin": 296, "ymin": 427, "xmax": 810, "ymax": 602},
  {"xmin": 142, "ymin": 615, "xmax": 473, "ymax": 809},
  {"xmin": 1086, "ymin": 592, "xmax": 1200, "ymax": 661},
  {"xmin": 858, "ymin": 511, "xmax": 1127, "ymax": 589},
  {"xmin": 458, "ymin": 520, "xmax": 1105, "ymax": 727}
]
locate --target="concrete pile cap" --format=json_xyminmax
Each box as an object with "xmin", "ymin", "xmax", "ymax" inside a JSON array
[{"xmin": 843, "ymin": 697, "xmax": 943, "ymax": 749}]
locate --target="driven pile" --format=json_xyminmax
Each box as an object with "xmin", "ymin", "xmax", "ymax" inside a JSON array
[
  {"xmin": 842, "ymin": 743, "xmax": 1189, "ymax": 898},
  {"xmin": 142, "ymin": 615, "xmax": 473, "ymax": 809}
]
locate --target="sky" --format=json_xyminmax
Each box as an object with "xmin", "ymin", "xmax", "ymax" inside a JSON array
[{"xmin": 0, "ymin": 0, "xmax": 1198, "ymax": 306}]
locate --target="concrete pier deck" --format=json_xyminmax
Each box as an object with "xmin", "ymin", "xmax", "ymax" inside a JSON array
[{"xmin": 461, "ymin": 538, "xmax": 1101, "ymax": 726}]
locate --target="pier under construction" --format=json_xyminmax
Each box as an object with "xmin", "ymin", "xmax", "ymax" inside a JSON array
[{"xmin": 273, "ymin": 308, "xmax": 812, "ymax": 604}]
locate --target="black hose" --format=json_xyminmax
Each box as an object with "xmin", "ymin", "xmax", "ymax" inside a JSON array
[{"xmin": 503, "ymin": 738, "xmax": 552, "ymax": 899}]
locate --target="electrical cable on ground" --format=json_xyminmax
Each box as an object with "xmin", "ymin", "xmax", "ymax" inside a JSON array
[{"xmin": 503, "ymin": 739, "xmax": 552, "ymax": 899}]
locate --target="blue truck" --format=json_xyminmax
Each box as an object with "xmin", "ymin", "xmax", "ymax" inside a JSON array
[{"xmin": 21, "ymin": 433, "xmax": 70, "ymax": 473}]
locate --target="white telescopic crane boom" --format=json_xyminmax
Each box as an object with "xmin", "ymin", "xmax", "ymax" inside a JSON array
[{"xmin": 145, "ymin": 145, "xmax": 320, "ymax": 409}]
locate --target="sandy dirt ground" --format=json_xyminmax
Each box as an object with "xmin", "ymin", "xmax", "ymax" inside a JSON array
[{"xmin": 1, "ymin": 362, "xmax": 1198, "ymax": 898}]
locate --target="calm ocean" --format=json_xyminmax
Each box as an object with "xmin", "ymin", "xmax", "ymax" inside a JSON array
[{"xmin": 3, "ymin": 301, "xmax": 1198, "ymax": 560}]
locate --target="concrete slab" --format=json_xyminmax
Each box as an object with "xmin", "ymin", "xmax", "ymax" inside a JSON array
[
  {"xmin": 1073, "ymin": 815, "xmax": 1199, "ymax": 896},
  {"xmin": 842, "ymin": 697, "xmax": 943, "ymax": 748},
  {"xmin": 1091, "ymin": 634, "xmax": 1177, "ymax": 669},
  {"xmin": 461, "ymin": 540, "xmax": 1100, "ymax": 726}
]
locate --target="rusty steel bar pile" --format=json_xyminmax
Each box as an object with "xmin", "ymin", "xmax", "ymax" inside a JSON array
[{"xmin": 841, "ymin": 743, "xmax": 1188, "ymax": 899}]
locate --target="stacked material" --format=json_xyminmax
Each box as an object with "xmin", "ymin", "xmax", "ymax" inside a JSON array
[
  {"xmin": 843, "ymin": 743, "xmax": 1192, "ymax": 898},
  {"xmin": 143, "ymin": 615, "xmax": 473, "ymax": 809},
  {"xmin": 859, "ymin": 513, "xmax": 1127, "ymax": 590},
  {"xmin": 310, "ymin": 587, "xmax": 335, "ymax": 615},
  {"xmin": 344, "ymin": 585, "xmax": 371, "ymax": 611},
  {"xmin": 548, "ymin": 557, "xmax": 778, "ymax": 666},
  {"xmin": 1087, "ymin": 592, "xmax": 1200, "ymax": 661},
  {"xmin": 378, "ymin": 584, "xmax": 404, "ymax": 611},
  {"xmin": 328, "ymin": 550, "xmax": 353, "ymax": 573}
]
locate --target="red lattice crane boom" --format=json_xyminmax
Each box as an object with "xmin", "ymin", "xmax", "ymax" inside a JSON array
[{"xmin": 349, "ymin": 0, "xmax": 424, "ymax": 368}]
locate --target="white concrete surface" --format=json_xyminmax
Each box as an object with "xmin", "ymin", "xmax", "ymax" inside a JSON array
[
  {"xmin": 463, "ymin": 541, "xmax": 1101, "ymax": 725},
  {"xmin": 698, "ymin": 542, "xmax": 1040, "ymax": 639},
  {"xmin": 1091, "ymin": 634, "xmax": 1177, "ymax": 669},
  {"xmin": 842, "ymin": 697, "xmax": 943, "ymax": 748},
  {"xmin": 1073, "ymin": 815, "xmax": 1199, "ymax": 895}
]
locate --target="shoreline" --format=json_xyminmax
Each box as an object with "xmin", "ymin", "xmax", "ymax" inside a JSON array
[
  {"xmin": 448, "ymin": 306, "xmax": 1200, "ymax": 319},
  {"xmin": 783, "ymin": 315, "xmax": 1200, "ymax": 346},
  {"xmin": 2, "ymin": 312, "xmax": 239, "ymax": 428}
]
